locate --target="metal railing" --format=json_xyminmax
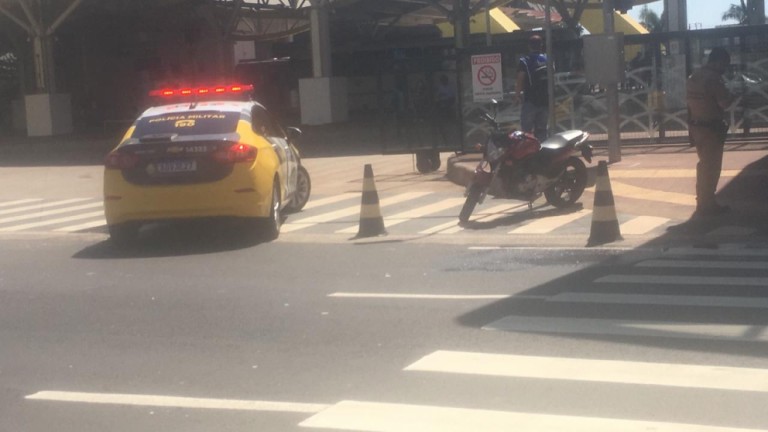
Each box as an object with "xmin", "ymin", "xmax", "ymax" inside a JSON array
[{"xmin": 459, "ymin": 25, "xmax": 768, "ymax": 150}]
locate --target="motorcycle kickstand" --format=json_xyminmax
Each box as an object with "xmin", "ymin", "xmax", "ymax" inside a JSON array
[{"xmin": 527, "ymin": 201, "xmax": 533, "ymax": 210}]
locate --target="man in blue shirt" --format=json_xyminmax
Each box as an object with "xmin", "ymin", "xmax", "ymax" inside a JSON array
[{"xmin": 515, "ymin": 35, "xmax": 551, "ymax": 141}]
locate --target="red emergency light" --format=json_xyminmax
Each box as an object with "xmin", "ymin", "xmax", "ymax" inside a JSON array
[{"xmin": 149, "ymin": 84, "xmax": 254, "ymax": 98}]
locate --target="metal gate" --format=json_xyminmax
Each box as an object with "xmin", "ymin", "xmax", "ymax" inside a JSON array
[{"xmin": 456, "ymin": 25, "xmax": 768, "ymax": 151}]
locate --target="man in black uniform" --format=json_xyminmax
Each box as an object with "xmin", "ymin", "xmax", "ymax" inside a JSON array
[{"xmin": 686, "ymin": 47, "xmax": 734, "ymax": 217}]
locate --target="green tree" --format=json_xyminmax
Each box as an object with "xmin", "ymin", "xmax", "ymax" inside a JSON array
[
  {"xmin": 722, "ymin": 0, "xmax": 765, "ymax": 25},
  {"xmin": 722, "ymin": 1, "xmax": 747, "ymax": 23},
  {"xmin": 638, "ymin": 5, "xmax": 664, "ymax": 32}
]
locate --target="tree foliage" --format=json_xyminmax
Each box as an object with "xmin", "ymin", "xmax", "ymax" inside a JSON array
[
  {"xmin": 722, "ymin": 0, "xmax": 765, "ymax": 25},
  {"xmin": 638, "ymin": 5, "xmax": 664, "ymax": 33}
]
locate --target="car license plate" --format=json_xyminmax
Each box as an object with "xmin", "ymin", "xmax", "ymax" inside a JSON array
[{"xmin": 155, "ymin": 160, "xmax": 197, "ymax": 174}]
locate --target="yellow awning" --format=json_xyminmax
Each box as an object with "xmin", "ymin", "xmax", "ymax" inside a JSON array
[
  {"xmin": 438, "ymin": 7, "xmax": 520, "ymax": 37},
  {"xmin": 580, "ymin": 10, "xmax": 648, "ymax": 61}
]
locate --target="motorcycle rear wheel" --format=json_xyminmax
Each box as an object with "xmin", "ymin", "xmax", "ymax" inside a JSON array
[
  {"xmin": 459, "ymin": 184, "xmax": 484, "ymax": 223},
  {"xmin": 544, "ymin": 157, "xmax": 587, "ymax": 208}
]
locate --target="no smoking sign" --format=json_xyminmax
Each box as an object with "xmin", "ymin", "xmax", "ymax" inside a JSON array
[
  {"xmin": 477, "ymin": 65, "xmax": 497, "ymax": 86},
  {"xmin": 471, "ymin": 53, "xmax": 503, "ymax": 102}
]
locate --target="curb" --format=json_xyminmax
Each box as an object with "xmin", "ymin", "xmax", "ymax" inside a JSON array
[{"xmin": 446, "ymin": 153, "xmax": 480, "ymax": 187}]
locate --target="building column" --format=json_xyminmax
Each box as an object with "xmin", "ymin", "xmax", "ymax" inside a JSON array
[
  {"xmin": 664, "ymin": 0, "xmax": 687, "ymax": 31},
  {"xmin": 309, "ymin": 0, "xmax": 331, "ymax": 78},
  {"xmin": 749, "ymin": 0, "xmax": 765, "ymax": 25},
  {"xmin": 602, "ymin": 0, "xmax": 621, "ymax": 163},
  {"xmin": 299, "ymin": 0, "xmax": 347, "ymax": 125},
  {"xmin": 662, "ymin": 0, "xmax": 688, "ymax": 123},
  {"xmin": 452, "ymin": 0, "xmax": 470, "ymax": 49},
  {"xmin": 1, "ymin": 0, "xmax": 83, "ymax": 136}
]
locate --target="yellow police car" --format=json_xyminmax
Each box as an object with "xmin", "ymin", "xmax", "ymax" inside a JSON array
[{"xmin": 103, "ymin": 84, "xmax": 311, "ymax": 246}]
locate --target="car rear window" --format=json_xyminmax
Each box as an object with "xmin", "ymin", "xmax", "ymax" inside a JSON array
[{"xmin": 133, "ymin": 111, "xmax": 241, "ymax": 137}]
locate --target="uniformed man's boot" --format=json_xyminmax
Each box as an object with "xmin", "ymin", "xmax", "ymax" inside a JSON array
[{"xmin": 695, "ymin": 202, "xmax": 730, "ymax": 217}]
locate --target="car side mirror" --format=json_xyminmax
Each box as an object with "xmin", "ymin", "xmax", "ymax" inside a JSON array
[{"xmin": 286, "ymin": 127, "xmax": 302, "ymax": 141}]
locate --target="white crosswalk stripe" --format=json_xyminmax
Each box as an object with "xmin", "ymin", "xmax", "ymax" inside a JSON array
[
  {"xmin": 636, "ymin": 259, "xmax": 768, "ymax": 270},
  {"xmin": 0, "ymin": 210, "xmax": 105, "ymax": 232},
  {"xmin": 0, "ymin": 201, "xmax": 102, "ymax": 224},
  {"xmin": 487, "ymin": 248, "xmax": 768, "ymax": 342},
  {"xmin": 0, "ymin": 195, "xmax": 750, "ymax": 238},
  {"xmin": 335, "ymin": 197, "xmax": 465, "ymax": 234},
  {"xmin": 0, "ymin": 198, "xmax": 44, "ymax": 208},
  {"xmin": 0, "ymin": 198, "xmax": 92, "ymax": 217},
  {"xmin": 421, "ymin": 203, "xmax": 527, "ymax": 234},
  {"xmin": 508, "ymin": 209, "xmax": 591, "ymax": 234},
  {"xmin": 0, "ymin": 198, "xmax": 106, "ymax": 232},
  {"xmin": 595, "ymin": 274, "xmax": 768, "ymax": 287},
  {"xmin": 405, "ymin": 350, "xmax": 768, "ymax": 393},
  {"xmin": 300, "ymin": 400, "xmax": 765, "ymax": 432},
  {"xmin": 619, "ymin": 215, "xmax": 670, "ymax": 234},
  {"xmin": 281, "ymin": 191, "xmax": 429, "ymax": 233},
  {"xmin": 56, "ymin": 219, "xmax": 108, "ymax": 232}
]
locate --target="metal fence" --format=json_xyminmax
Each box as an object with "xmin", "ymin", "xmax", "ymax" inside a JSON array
[{"xmin": 459, "ymin": 24, "xmax": 768, "ymax": 151}]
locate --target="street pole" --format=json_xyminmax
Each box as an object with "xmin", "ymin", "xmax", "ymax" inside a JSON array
[
  {"xmin": 602, "ymin": 0, "xmax": 622, "ymax": 163},
  {"xmin": 485, "ymin": 0, "xmax": 492, "ymax": 47},
  {"xmin": 545, "ymin": 0, "xmax": 555, "ymax": 138}
]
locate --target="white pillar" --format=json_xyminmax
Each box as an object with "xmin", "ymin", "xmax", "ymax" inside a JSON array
[
  {"xmin": 750, "ymin": 0, "xmax": 765, "ymax": 25},
  {"xmin": 24, "ymin": 93, "xmax": 73, "ymax": 136},
  {"xmin": 665, "ymin": 0, "xmax": 687, "ymax": 31},
  {"xmin": 603, "ymin": 0, "xmax": 621, "ymax": 163},
  {"xmin": 663, "ymin": 0, "xmax": 688, "ymax": 113},
  {"xmin": 309, "ymin": 0, "xmax": 332, "ymax": 78},
  {"xmin": 299, "ymin": 0, "xmax": 347, "ymax": 125}
]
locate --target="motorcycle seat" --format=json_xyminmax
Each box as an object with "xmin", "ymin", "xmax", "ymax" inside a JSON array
[{"xmin": 540, "ymin": 130, "xmax": 586, "ymax": 150}]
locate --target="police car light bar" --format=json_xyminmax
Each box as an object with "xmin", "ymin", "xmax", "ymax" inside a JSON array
[{"xmin": 149, "ymin": 84, "xmax": 254, "ymax": 97}]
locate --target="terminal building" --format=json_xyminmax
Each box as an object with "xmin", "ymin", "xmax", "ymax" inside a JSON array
[{"xmin": 1, "ymin": 0, "xmax": 767, "ymax": 159}]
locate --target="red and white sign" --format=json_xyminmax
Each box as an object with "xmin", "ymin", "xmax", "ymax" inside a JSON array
[{"xmin": 471, "ymin": 53, "xmax": 503, "ymax": 102}]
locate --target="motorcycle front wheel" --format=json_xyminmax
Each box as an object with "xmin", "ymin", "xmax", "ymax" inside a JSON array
[
  {"xmin": 459, "ymin": 184, "xmax": 484, "ymax": 223},
  {"xmin": 544, "ymin": 157, "xmax": 587, "ymax": 208}
]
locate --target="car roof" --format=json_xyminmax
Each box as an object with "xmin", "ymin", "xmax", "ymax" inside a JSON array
[{"xmin": 139, "ymin": 100, "xmax": 266, "ymax": 119}]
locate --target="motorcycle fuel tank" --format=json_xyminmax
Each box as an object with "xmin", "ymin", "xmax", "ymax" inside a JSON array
[{"xmin": 508, "ymin": 132, "xmax": 541, "ymax": 160}]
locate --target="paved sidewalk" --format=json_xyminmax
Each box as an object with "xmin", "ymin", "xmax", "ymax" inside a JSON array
[
  {"xmin": 445, "ymin": 141, "xmax": 768, "ymax": 248},
  {"xmin": 2, "ymin": 130, "xmax": 767, "ymax": 248}
]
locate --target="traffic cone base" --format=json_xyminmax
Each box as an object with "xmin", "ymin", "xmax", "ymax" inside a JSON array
[
  {"xmin": 587, "ymin": 160, "xmax": 622, "ymax": 247},
  {"xmin": 354, "ymin": 164, "xmax": 387, "ymax": 239}
]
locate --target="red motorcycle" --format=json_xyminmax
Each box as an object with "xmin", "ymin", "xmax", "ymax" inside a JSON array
[{"xmin": 459, "ymin": 102, "xmax": 593, "ymax": 224}]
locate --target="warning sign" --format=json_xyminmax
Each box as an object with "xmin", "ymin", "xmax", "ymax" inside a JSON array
[{"xmin": 471, "ymin": 53, "xmax": 503, "ymax": 102}]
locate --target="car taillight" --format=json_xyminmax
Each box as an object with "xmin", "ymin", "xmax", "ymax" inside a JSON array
[
  {"xmin": 105, "ymin": 151, "xmax": 140, "ymax": 170},
  {"xmin": 213, "ymin": 143, "xmax": 257, "ymax": 164}
]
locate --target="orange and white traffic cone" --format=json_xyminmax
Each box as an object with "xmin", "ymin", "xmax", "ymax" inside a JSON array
[
  {"xmin": 354, "ymin": 164, "xmax": 387, "ymax": 239},
  {"xmin": 587, "ymin": 160, "xmax": 623, "ymax": 246}
]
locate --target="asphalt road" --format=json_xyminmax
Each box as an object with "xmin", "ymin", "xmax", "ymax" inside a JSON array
[
  {"xmin": 1, "ymin": 152, "xmax": 768, "ymax": 431},
  {"xmin": 2, "ymin": 233, "xmax": 768, "ymax": 431}
]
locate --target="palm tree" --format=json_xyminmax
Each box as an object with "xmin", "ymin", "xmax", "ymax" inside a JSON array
[
  {"xmin": 722, "ymin": 1, "xmax": 747, "ymax": 23},
  {"xmin": 722, "ymin": 0, "xmax": 765, "ymax": 25},
  {"xmin": 638, "ymin": 5, "xmax": 664, "ymax": 32}
]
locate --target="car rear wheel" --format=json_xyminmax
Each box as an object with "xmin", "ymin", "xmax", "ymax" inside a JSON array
[
  {"xmin": 260, "ymin": 180, "xmax": 282, "ymax": 241},
  {"xmin": 285, "ymin": 165, "xmax": 311, "ymax": 213},
  {"xmin": 108, "ymin": 222, "xmax": 140, "ymax": 247}
]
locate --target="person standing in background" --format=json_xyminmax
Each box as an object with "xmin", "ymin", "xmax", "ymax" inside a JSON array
[
  {"xmin": 686, "ymin": 47, "xmax": 734, "ymax": 217},
  {"xmin": 515, "ymin": 35, "xmax": 551, "ymax": 141}
]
